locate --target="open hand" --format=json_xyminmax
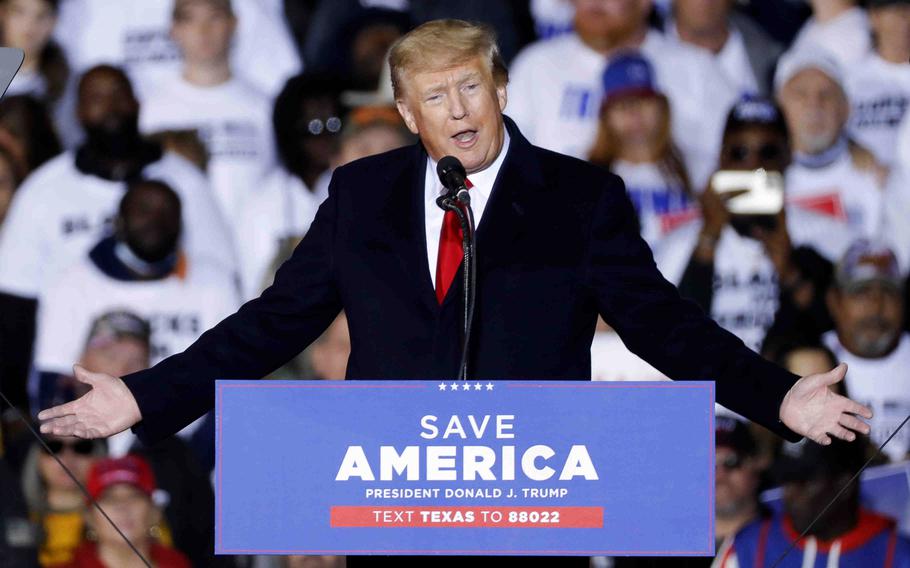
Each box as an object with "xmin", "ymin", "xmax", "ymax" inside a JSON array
[
  {"xmin": 38, "ymin": 364, "xmax": 142, "ymax": 439},
  {"xmin": 779, "ymin": 363, "xmax": 872, "ymax": 445}
]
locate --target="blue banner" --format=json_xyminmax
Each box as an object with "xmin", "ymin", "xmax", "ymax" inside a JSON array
[{"xmin": 215, "ymin": 380, "xmax": 715, "ymax": 556}]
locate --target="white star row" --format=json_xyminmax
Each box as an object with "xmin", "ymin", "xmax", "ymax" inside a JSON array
[{"xmin": 438, "ymin": 382, "xmax": 494, "ymax": 391}]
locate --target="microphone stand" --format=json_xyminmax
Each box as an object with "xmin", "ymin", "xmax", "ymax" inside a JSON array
[{"xmin": 436, "ymin": 191, "xmax": 477, "ymax": 381}]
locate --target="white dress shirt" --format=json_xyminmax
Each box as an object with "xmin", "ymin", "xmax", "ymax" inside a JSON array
[{"xmin": 424, "ymin": 130, "xmax": 511, "ymax": 288}]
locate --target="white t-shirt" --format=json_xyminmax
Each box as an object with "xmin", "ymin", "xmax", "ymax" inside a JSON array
[
  {"xmin": 34, "ymin": 256, "xmax": 238, "ymax": 375},
  {"xmin": 823, "ymin": 331, "xmax": 910, "ymax": 462},
  {"xmin": 845, "ymin": 52, "xmax": 910, "ymax": 168},
  {"xmin": 0, "ymin": 151, "xmax": 236, "ymax": 299},
  {"xmin": 785, "ymin": 151, "xmax": 883, "ymax": 257},
  {"xmin": 234, "ymin": 168, "xmax": 321, "ymax": 301},
  {"xmin": 667, "ymin": 23, "xmax": 759, "ymax": 97},
  {"xmin": 790, "ymin": 7, "xmax": 871, "ymax": 69},
  {"xmin": 611, "ymin": 160, "xmax": 698, "ymax": 249},
  {"xmin": 507, "ymin": 30, "xmax": 737, "ymax": 189},
  {"xmin": 53, "ymin": 0, "xmax": 301, "ymax": 99},
  {"xmin": 140, "ymin": 75, "xmax": 277, "ymax": 228},
  {"xmin": 654, "ymin": 221, "xmax": 778, "ymax": 352}
]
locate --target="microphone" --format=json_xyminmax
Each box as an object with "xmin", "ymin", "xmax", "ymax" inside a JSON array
[{"xmin": 437, "ymin": 156, "xmax": 471, "ymax": 205}]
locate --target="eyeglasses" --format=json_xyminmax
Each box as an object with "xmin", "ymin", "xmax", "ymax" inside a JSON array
[
  {"xmin": 716, "ymin": 453, "xmax": 744, "ymax": 471},
  {"xmin": 299, "ymin": 117, "xmax": 342, "ymax": 136},
  {"xmin": 45, "ymin": 439, "xmax": 96, "ymax": 456},
  {"xmin": 726, "ymin": 143, "xmax": 786, "ymax": 164}
]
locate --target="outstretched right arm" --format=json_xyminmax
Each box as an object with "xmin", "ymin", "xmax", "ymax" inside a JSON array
[{"xmin": 41, "ymin": 176, "xmax": 344, "ymax": 443}]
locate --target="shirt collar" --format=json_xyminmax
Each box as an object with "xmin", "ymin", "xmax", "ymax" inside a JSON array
[
  {"xmin": 426, "ymin": 127, "xmax": 511, "ymax": 201},
  {"xmin": 793, "ymin": 135, "xmax": 849, "ymax": 170}
]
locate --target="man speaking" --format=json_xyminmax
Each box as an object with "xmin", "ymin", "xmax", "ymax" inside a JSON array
[{"xmin": 41, "ymin": 18, "xmax": 868, "ymax": 499}]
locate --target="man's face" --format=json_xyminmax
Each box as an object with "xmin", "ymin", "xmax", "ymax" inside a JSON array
[
  {"xmin": 572, "ymin": 0, "xmax": 650, "ymax": 43},
  {"xmin": 171, "ymin": 1, "xmax": 236, "ymax": 66},
  {"xmin": 870, "ymin": 5, "xmax": 910, "ymax": 58},
  {"xmin": 715, "ymin": 447, "xmax": 759, "ymax": 518},
  {"xmin": 674, "ymin": 0, "xmax": 732, "ymax": 34},
  {"xmin": 779, "ymin": 69, "xmax": 848, "ymax": 155},
  {"xmin": 296, "ymin": 96, "xmax": 343, "ymax": 174},
  {"xmin": 720, "ymin": 125, "xmax": 790, "ymax": 172},
  {"xmin": 829, "ymin": 281, "xmax": 904, "ymax": 358},
  {"xmin": 119, "ymin": 185, "xmax": 182, "ymax": 263},
  {"xmin": 396, "ymin": 57, "xmax": 507, "ymax": 174},
  {"xmin": 77, "ymin": 68, "xmax": 140, "ymax": 134},
  {"xmin": 783, "ymin": 474, "xmax": 845, "ymax": 534},
  {"xmin": 81, "ymin": 337, "xmax": 150, "ymax": 378}
]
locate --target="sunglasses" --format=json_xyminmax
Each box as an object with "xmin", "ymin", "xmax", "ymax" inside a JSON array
[
  {"xmin": 45, "ymin": 439, "xmax": 96, "ymax": 456},
  {"xmin": 299, "ymin": 117, "xmax": 342, "ymax": 137},
  {"xmin": 716, "ymin": 453, "xmax": 744, "ymax": 471},
  {"xmin": 726, "ymin": 143, "xmax": 786, "ymax": 163}
]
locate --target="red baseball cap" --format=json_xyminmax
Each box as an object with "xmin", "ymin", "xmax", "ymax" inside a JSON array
[{"xmin": 86, "ymin": 455, "xmax": 156, "ymax": 502}]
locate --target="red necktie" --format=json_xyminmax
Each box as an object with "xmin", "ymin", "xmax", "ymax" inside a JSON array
[{"xmin": 435, "ymin": 177, "xmax": 472, "ymax": 304}]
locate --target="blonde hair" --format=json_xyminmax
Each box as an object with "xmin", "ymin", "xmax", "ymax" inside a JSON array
[{"xmin": 389, "ymin": 19, "xmax": 508, "ymax": 100}]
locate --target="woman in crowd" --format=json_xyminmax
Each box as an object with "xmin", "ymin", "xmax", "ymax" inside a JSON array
[
  {"xmin": 0, "ymin": 0, "xmax": 67, "ymax": 104},
  {"xmin": 589, "ymin": 52, "xmax": 695, "ymax": 250},
  {"xmin": 20, "ymin": 435, "xmax": 105, "ymax": 566},
  {"xmin": 66, "ymin": 455, "xmax": 190, "ymax": 568}
]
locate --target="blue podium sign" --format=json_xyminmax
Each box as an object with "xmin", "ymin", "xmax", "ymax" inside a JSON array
[{"xmin": 215, "ymin": 380, "xmax": 715, "ymax": 556}]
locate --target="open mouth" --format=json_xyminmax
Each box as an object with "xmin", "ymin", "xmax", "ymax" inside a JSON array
[{"xmin": 451, "ymin": 129, "xmax": 478, "ymax": 148}]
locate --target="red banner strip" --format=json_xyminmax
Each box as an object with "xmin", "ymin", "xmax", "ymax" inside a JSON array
[{"xmin": 330, "ymin": 506, "xmax": 603, "ymax": 528}]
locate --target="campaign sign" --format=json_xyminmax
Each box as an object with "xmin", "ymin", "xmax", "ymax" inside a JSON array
[{"xmin": 215, "ymin": 380, "xmax": 715, "ymax": 556}]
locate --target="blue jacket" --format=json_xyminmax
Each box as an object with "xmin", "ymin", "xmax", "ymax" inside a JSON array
[{"xmin": 724, "ymin": 509, "xmax": 910, "ymax": 567}]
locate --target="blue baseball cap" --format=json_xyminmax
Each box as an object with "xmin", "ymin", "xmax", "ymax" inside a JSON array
[{"xmin": 602, "ymin": 52, "xmax": 659, "ymax": 105}]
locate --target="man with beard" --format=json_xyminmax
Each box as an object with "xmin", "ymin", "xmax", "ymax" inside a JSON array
[
  {"xmin": 507, "ymin": 0, "xmax": 738, "ymax": 188},
  {"xmin": 823, "ymin": 240, "xmax": 910, "ymax": 461},
  {"xmin": 0, "ymin": 65, "xmax": 234, "ymax": 412},
  {"xmin": 776, "ymin": 48, "xmax": 884, "ymax": 261}
]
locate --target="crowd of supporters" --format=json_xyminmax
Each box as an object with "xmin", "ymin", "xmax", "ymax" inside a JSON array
[{"xmin": 0, "ymin": 0, "xmax": 909, "ymax": 566}]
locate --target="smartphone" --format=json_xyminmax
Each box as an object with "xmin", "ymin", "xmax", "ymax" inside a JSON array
[{"xmin": 711, "ymin": 169, "xmax": 784, "ymax": 216}]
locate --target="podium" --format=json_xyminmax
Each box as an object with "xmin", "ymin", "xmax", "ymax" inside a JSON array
[{"xmin": 215, "ymin": 380, "xmax": 715, "ymax": 556}]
